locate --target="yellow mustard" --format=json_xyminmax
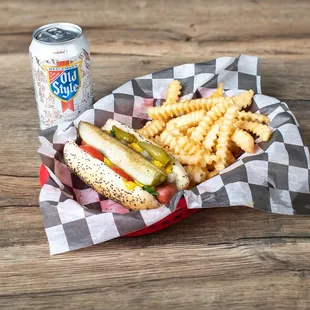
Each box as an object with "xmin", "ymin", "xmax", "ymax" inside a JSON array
[
  {"xmin": 103, "ymin": 157, "xmax": 113, "ymax": 167},
  {"xmin": 123, "ymin": 179, "xmax": 145, "ymax": 190},
  {"xmin": 129, "ymin": 142, "xmax": 143, "ymax": 153},
  {"xmin": 152, "ymin": 160, "xmax": 164, "ymax": 168},
  {"xmin": 123, "ymin": 181, "xmax": 137, "ymax": 191},
  {"xmin": 165, "ymin": 164, "xmax": 173, "ymax": 174},
  {"xmin": 134, "ymin": 180, "xmax": 144, "ymax": 187}
]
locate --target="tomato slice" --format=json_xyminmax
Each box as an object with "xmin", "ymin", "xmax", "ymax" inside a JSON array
[
  {"xmin": 80, "ymin": 145, "xmax": 104, "ymax": 161},
  {"xmin": 80, "ymin": 144, "xmax": 133, "ymax": 181},
  {"xmin": 110, "ymin": 166, "xmax": 134, "ymax": 182},
  {"xmin": 81, "ymin": 140, "xmax": 87, "ymax": 145}
]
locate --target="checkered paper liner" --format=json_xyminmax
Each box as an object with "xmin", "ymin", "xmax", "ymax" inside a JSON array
[{"xmin": 38, "ymin": 54, "xmax": 310, "ymax": 255}]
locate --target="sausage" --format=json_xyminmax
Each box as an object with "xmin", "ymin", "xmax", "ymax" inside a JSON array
[{"xmin": 156, "ymin": 183, "xmax": 178, "ymax": 204}]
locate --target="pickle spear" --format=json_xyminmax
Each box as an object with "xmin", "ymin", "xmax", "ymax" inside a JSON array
[
  {"xmin": 138, "ymin": 141, "xmax": 172, "ymax": 166},
  {"xmin": 78, "ymin": 121, "xmax": 167, "ymax": 186},
  {"xmin": 112, "ymin": 125, "xmax": 138, "ymax": 144}
]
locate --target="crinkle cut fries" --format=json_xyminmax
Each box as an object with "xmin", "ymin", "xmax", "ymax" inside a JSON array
[{"xmin": 137, "ymin": 82, "xmax": 272, "ymax": 186}]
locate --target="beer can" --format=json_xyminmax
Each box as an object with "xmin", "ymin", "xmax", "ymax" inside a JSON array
[{"xmin": 29, "ymin": 23, "xmax": 93, "ymax": 130}]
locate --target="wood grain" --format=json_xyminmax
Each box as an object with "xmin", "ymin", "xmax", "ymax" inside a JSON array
[
  {"xmin": 1, "ymin": 0, "xmax": 310, "ymax": 309},
  {"xmin": 1, "ymin": 0, "xmax": 310, "ymax": 36},
  {"xmin": 1, "ymin": 0, "xmax": 310, "ymax": 99},
  {"xmin": 1, "ymin": 242, "xmax": 310, "ymax": 310},
  {"xmin": 1, "ymin": 206, "xmax": 310, "ymax": 309}
]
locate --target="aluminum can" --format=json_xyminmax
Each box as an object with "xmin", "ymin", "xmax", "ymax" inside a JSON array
[{"xmin": 29, "ymin": 23, "xmax": 93, "ymax": 129}]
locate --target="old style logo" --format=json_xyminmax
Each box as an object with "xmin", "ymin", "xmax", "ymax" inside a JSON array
[{"xmin": 44, "ymin": 61, "xmax": 82, "ymax": 102}]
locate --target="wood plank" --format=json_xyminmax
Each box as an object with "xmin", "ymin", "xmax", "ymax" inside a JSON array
[
  {"xmin": 1, "ymin": 206, "xmax": 310, "ymax": 308},
  {"xmin": 1, "ymin": 206, "xmax": 310, "ymax": 309},
  {"xmin": 0, "ymin": 176, "xmax": 39, "ymax": 207},
  {"xmin": 1, "ymin": 0, "xmax": 309, "ymax": 36},
  {"xmin": 1, "ymin": 0, "xmax": 310, "ymax": 99},
  {"xmin": 3, "ymin": 28, "xmax": 310, "ymax": 58},
  {"xmin": 1, "ymin": 243, "xmax": 310, "ymax": 309},
  {"xmin": 3, "ymin": 32, "xmax": 310, "ymax": 99}
]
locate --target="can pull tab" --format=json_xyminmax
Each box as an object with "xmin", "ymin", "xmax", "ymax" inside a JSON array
[
  {"xmin": 46, "ymin": 27, "xmax": 66, "ymax": 40},
  {"xmin": 34, "ymin": 23, "xmax": 81, "ymax": 43}
]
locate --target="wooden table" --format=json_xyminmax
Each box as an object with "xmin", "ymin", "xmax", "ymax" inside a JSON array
[{"xmin": 1, "ymin": 1, "xmax": 310, "ymax": 309}]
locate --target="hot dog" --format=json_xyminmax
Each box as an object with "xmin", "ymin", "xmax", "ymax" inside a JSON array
[{"xmin": 63, "ymin": 120, "xmax": 189, "ymax": 210}]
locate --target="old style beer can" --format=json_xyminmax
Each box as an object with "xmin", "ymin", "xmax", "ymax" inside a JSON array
[{"xmin": 29, "ymin": 23, "xmax": 93, "ymax": 129}]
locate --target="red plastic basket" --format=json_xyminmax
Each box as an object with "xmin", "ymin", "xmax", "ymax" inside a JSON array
[{"xmin": 39, "ymin": 165, "xmax": 199, "ymax": 237}]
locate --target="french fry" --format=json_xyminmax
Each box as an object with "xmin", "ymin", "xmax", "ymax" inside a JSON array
[
  {"xmin": 230, "ymin": 141, "xmax": 243, "ymax": 158},
  {"xmin": 235, "ymin": 120, "xmax": 272, "ymax": 141},
  {"xmin": 167, "ymin": 109, "xmax": 206, "ymax": 129},
  {"xmin": 147, "ymin": 96, "xmax": 226, "ymax": 120},
  {"xmin": 232, "ymin": 90, "xmax": 254, "ymax": 110},
  {"xmin": 185, "ymin": 165, "xmax": 209, "ymax": 184},
  {"xmin": 140, "ymin": 80, "xmax": 272, "ymax": 188},
  {"xmin": 203, "ymin": 123, "xmax": 220, "ymax": 151},
  {"xmin": 201, "ymin": 152, "xmax": 217, "ymax": 166},
  {"xmin": 231, "ymin": 128, "xmax": 255, "ymax": 154},
  {"xmin": 166, "ymin": 124, "xmax": 187, "ymax": 136},
  {"xmin": 160, "ymin": 130, "xmax": 201, "ymax": 155},
  {"xmin": 174, "ymin": 154, "xmax": 203, "ymax": 165},
  {"xmin": 207, "ymin": 169, "xmax": 218, "ymax": 179},
  {"xmin": 227, "ymin": 150, "xmax": 236, "ymax": 165},
  {"xmin": 186, "ymin": 127, "xmax": 196, "ymax": 136},
  {"xmin": 150, "ymin": 135, "xmax": 162, "ymax": 145},
  {"xmin": 159, "ymin": 130, "xmax": 180, "ymax": 153},
  {"xmin": 238, "ymin": 110, "xmax": 270, "ymax": 124},
  {"xmin": 215, "ymin": 104, "xmax": 239, "ymax": 170},
  {"xmin": 214, "ymin": 149, "xmax": 236, "ymax": 171},
  {"xmin": 209, "ymin": 82, "xmax": 224, "ymax": 98},
  {"xmin": 137, "ymin": 119, "xmax": 166, "ymax": 138},
  {"xmin": 175, "ymin": 151, "xmax": 216, "ymax": 166},
  {"xmin": 191, "ymin": 98, "xmax": 233, "ymax": 143},
  {"xmin": 163, "ymin": 80, "xmax": 182, "ymax": 105}
]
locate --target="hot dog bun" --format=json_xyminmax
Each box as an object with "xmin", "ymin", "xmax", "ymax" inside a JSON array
[
  {"xmin": 102, "ymin": 119, "xmax": 190, "ymax": 191},
  {"xmin": 64, "ymin": 140, "xmax": 161, "ymax": 211},
  {"xmin": 78, "ymin": 121, "xmax": 167, "ymax": 187}
]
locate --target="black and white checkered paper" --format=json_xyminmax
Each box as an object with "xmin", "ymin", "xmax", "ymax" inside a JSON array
[{"xmin": 38, "ymin": 54, "xmax": 310, "ymax": 255}]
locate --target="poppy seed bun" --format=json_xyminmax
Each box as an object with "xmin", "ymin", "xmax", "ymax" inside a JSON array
[
  {"xmin": 102, "ymin": 119, "xmax": 190, "ymax": 191},
  {"xmin": 79, "ymin": 121, "xmax": 167, "ymax": 187},
  {"xmin": 64, "ymin": 141, "xmax": 161, "ymax": 211}
]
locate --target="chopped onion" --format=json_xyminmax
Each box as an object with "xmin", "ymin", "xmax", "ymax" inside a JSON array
[{"xmin": 141, "ymin": 150, "xmax": 151, "ymax": 159}]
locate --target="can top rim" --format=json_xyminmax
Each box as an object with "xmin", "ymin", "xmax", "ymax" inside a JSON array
[{"xmin": 32, "ymin": 23, "xmax": 83, "ymax": 45}]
